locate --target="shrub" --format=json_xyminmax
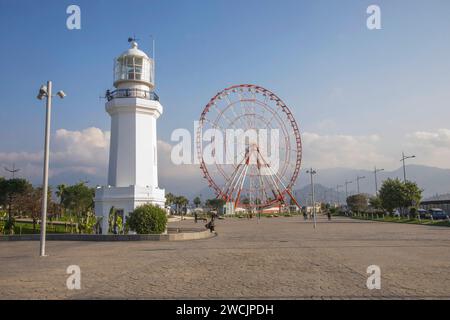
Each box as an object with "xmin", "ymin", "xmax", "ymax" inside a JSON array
[
  {"xmin": 127, "ymin": 204, "xmax": 167, "ymax": 234},
  {"xmin": 346, "ymin": 194, "xmax": 369, "ymax": 213},
  {"xmin": 4, "ymin": 218, "xmax": 15, "ymax": 235}
]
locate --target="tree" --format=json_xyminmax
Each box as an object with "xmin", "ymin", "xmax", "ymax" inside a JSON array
[
  {"xmin": 165, "ymin": 192, "xmax": 175, "ymax": 208},
  {"xmin": 0, "ymin": 178, "xmax": 31, "ymax": 223},
  {"xmin": 379, "ymin": 179, "xmax": 404, "ymax": 214},
  {"xmin": 378, "ymin": 178, "xmax": 422, "ymax": 216},
  {"xmin": 16, "ymin": 186, "xmax": 47, "ymax": 231},
  {"xmin": 178, "ymin": 196, "xmax": 189, "ymax": 215},
  {"xmin": 59, "ymin": 182, "xmax": 95, "ymax": 233},
  {"xmin": 127, "ymin": 204, "xmax": 168, "ymax": 234},
  {"xmin": 61, "ymin": 182, "xmax": 94, "ymax": 216},
  {"xmin": 346, "ymin": 194, "xmax": 368, "ymax": 213},
  {"xmin": 403, "ymin": 180, "xmax": 422, "ymax": 210},
  {"xmin": 369, "ymin": 196, "xmax": 383, "ymax": 210},
  {"xmin": 56, "ymin": 184, "xmax": 67, "ymax": 218},
  {"xmin": 205, "ymin": 198, "xmax": 226, "ymax": 214},
  {"xmin": 193, "ymin": 196, "xmax": 201, "ymax": 208},
  {"xmin": 173, "ymin": 196, "xmax": 188, "ymax": 215}
]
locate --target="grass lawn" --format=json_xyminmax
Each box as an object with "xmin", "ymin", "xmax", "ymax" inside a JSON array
[{"xmin": 0, "ymin": 221, "xmax": 72, "ymax": 234}]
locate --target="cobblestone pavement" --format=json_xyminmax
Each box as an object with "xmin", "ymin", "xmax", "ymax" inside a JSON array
[{"xmin": 1, "ymin": 216, "xmax": 449, "ymax": 299}]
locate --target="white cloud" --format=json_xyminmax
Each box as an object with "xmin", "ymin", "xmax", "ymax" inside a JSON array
[
  {"xmin": 301, "ymin": 132, "xmax": 393, "ymax": 169},
  {"xmin": 0, "ymin": 127, "xmax": 110, "ymax": 182},
  {"xmin": 407, "ymin": 129, "xmax": 450, "ymax": 148},
  {"xmin": 52, "ymin": 127, "xmax": 110, "ymax": 168},
  {"xmin": 406, "ymin": 129, "xmax": 450, "ymax": 168}
]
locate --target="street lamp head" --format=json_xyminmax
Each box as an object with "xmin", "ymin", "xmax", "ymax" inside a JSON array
[
  {"xmin": 37, "ymin": 85, "xmax": 48, "ymax": 100},
  {"xmin": 56, "ymin": 90, "xmax": 66, "ymax": 99}
]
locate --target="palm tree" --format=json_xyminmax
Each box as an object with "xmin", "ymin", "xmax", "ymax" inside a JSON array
[
  {"xmin": 56, "ymin": 184, "xmax": 67, "ymax": 219},
  {"xmin": 165, "ymin": 193, "xmax": 175, "ymax": 207},
  {"xmin": 193, "ymin": 196, "xmax": 201, "ymax": 208}
]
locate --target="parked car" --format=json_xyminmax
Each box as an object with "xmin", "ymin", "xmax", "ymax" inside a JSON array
[
  {"xmin": 417, "ymin": 209, "xmax": 428, "ymax": 219},
  {"xmin": 428, "ymin": 208, "xmax": 448, "ymax": 220}
]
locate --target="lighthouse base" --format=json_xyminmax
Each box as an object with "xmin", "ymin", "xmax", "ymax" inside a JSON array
[{"xmin": 95, "ymin": 185, "xmax": 166, "ymax": 235}]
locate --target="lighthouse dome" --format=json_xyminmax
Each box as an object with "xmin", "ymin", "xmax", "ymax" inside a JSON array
[
  {"xmin": 119, "ymin": 41, "xmax": 149, "ymax": 59},
  {"xmin": 113, "ymin": 41, "xmax": 154, "ymax": 89}
]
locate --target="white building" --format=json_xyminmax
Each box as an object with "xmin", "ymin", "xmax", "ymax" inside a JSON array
[{"xmin": 95, "ymin": 40, "xmax": 166, "ymax": 234}]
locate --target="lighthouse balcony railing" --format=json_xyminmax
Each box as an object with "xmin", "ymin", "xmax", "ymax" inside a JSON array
[{"xmin": 106, "ymin": 89, "xmax": 159, "ymax": 102}]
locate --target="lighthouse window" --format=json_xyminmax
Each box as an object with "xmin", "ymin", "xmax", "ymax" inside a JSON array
[
  {"xmin": 114, "ymin": 56, "xmax": 152, "ymax": 83},
  {"xmin": 134, "ymin": 57, "xmax": 143, "ymax": 80}
]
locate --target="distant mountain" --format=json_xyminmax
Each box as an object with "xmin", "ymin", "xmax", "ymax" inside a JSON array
[{"xmin": 293, "ymin": 184, "xmax": 345, "ymax": 206}]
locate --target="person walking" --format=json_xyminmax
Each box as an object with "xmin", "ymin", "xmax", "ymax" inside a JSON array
[{"xmin": 206, "ymin": 216, "xmax": 215, "ymax": 233}]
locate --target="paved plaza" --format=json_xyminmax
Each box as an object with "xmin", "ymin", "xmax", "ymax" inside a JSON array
[{"xmin": 0, "ymin": 216, "xmax": 449, "ymax": 299}]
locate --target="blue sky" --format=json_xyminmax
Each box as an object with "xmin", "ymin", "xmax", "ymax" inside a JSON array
[{"xmin": 1, "ymin": 0, "xmax": 450, "ymax": 194}]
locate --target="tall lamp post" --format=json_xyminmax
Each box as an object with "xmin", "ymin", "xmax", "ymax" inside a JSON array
[
  {"xmin": 345, "ymin": 180, "xmax": 353, "ymax": 201},
  {"xmin": 306, "ymin": 168, "xmax": 317, "ymax": 229},
  {"xmin": 37, "ymin": 81, "xmax": 66, "ymax": 257},
  {"xmin": 336, "ymin": 184, "xmax": 343, "ymax": 205},
  {"xmin": 374, "ymin": 167, "xmax": 384, "ymax": 196},
  {"xmin": 356, "ymin": 175, "xmax": 366, "ymax": 194},
  {"xmin": 4, "ymin": 164, "xmax": 20, "ymax": 179},
  {"xmin": 401, "ymin": 152, "xmax": 416, "ymax": 182}
]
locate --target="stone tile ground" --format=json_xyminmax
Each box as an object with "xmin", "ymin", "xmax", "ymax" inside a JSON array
[{"xmin": 0, "ymin": 216, "xmax": 449, "ymax": 299}]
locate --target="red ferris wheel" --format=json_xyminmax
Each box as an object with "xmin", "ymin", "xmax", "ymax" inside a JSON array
[{"xmin": 197, "ymin": 84, "xmax": 302, "ymax": 210}]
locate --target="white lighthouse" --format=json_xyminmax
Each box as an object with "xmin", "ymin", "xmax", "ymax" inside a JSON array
[{"xmin": 95, "ymin": 39, "xmax": 165, "ymax": 234}]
